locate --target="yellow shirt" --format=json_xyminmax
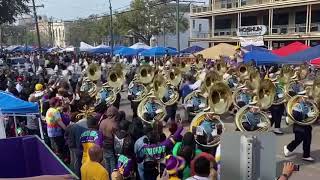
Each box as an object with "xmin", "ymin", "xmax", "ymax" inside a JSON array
[{"xmin": 81, "ymin": 161, "xmax": 109, "ymax": 180}]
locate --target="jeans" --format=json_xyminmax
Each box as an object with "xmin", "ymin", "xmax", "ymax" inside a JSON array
[
  {"xmin": 104, "ymin": 151, "xmax": 116, "ymax": 178},
  {"xmin": 137, "ymin": 163, "xmax": 145, "ymax": 180},
  {"xmin": 70, "ymin": 149, "xmax": 81, "ymax": 177}
]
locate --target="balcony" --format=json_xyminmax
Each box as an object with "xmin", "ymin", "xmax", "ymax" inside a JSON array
[
  {"xmin": 191, "ymin": 23, "xmax": 320, "ymax": 40},
  {"xmin": 191, "ymin": 0, "xmax": 320, "ymax": 15}
]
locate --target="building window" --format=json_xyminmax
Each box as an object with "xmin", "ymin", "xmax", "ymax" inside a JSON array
[
  {"xmin": 199, "ymin": 24, "xmax": 202, "ymax": 32},
  {"xmin": 193, "ymin": 20, "xmax": 196, "ymax": 29}
]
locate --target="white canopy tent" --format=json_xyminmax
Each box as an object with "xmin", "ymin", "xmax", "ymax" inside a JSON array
[
  {"xmin": 130, "ymin": 42, "xmax": 151, "ymax": 50},
  {"xmin": 80, "ymin": 42, "xmax": 94, "ymax": 52}
]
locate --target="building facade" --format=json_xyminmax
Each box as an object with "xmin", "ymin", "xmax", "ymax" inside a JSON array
[{"xmin": 190, "ymin": 0, "xmax": 320, "ymax": 49}]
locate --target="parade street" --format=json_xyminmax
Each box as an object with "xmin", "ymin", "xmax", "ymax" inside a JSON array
[{"xmin": 117, "ymin": 90, "xmax": 320, "ymax": 180}]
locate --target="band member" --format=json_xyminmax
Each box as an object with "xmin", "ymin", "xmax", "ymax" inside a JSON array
[
  {"xmin": 269, "ymin": 75, "xmax": 285, "ymax": 134},
  {"xmin": 194, "ymin": 114, "xmax": 223, "ymax": 147},
  {"xmin": 223, "ymin": 73, "xmax": 238, "ymax": 89},
  {"xmin": 236, "ymin": 85, "xmax": 251, "ymax": 108},
  {"xmin": 284, "ymin": 91, "xmax": 315, "ymax": 162},
  {"xmin": 185, "ymin": 90, "xmax": 207, "ymax": 122},
  {"xmin": 241, "ymin": 97, "xmax": 267, "ymax": 131},
  {"xmin": 143, "ymin": 97, "xmax": 164, "ymax": 123},
  {"xmin": 289, "ymin": 73, "xmax": 304, "ymax": 97},
  {"xmin": 163, "ymin": 85, "xmax": 178, "ymax": 124}
]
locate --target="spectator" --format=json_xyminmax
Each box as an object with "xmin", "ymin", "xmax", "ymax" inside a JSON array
[{"xmin": 81, "ymin": 145, "xmax": 109, "ymax": 180}]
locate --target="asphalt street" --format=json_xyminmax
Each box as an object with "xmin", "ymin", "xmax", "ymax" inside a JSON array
[{"xmin": 118, "ymin": 91, "xmax": 320, "ymax": 180}]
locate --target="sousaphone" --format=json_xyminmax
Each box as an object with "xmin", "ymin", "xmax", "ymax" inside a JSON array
[
  {"xmin": 137, "ymin": 93, "xmax": 167, "ymax": 125},
  {"xmin": 86, "ymin": 63, "xmax": 101, "ymax": 81},
  {"xmin": 286, "ymin": 95, "xmax": 319, "ymax": 126},
  {"xmin": 257, "ymin": 79, "xmax": 276, "ymax": 110},
  {"xmin": 107, "ymin": 63, "xmax": 125, "ymax": 94},
  {"xmin": 208, "ymin": 81, "xmax": 233, "ymax": 114},
  {"xmin": 190, "ymin": 112, "xmax": 224, "ymax": 147},
  {"xmin": 128, "ymin": 75, "xmax": 149, "ymax": 102}
]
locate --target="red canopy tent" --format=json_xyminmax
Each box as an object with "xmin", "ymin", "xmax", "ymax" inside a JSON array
[
  {"xmin": 311, "ymin": 57, "xmax": 320, "ymax": 66},
  {"xmin": 272, "ymin": 42, "xmax": 309, "ymax": 56}
]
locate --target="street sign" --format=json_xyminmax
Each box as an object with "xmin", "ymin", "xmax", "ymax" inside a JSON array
[{"xmin": 237, "ymin": 25, "xmax": 267, "ymax": 37}]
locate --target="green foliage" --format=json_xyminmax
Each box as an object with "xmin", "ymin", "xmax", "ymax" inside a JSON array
[
  {"xmin": 0, "ymin": 0, "xmax": 30, "ymax": 24},
  {"xmin": 66, "ymin": 0, "xmax": 189, "ymax": 45}
]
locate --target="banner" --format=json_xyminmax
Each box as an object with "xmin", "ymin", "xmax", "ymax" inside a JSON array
[
  {"xmin": 239, "ymin": 36, "xmax": 265, "ymax": 47},
  {"xmin": 237, "ymin": 25, "xmax": 267, "ymax": 37}
]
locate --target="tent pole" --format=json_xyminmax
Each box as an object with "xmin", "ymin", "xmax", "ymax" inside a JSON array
[
  {"xmin": 14, "ymin": 116, "xmax": 18, "ymax": 137},
  {"xmin": 38, "ymin": 117, "xmax": 44, "ymax": 140}
]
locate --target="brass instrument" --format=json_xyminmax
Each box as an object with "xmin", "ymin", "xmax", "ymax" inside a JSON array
[
  {"xmin": 208, "ymin": 81, "xmax": 233, "ymax": 115},
  {"xmin": 137, "ymin": 64, "xmax": 155, "ymax": 84},
  {"xmin": 128, "ymin": 75, "xmax": 149, "ymax": 102},
  {"xmin": 86, "ymin": 63, "xmax": 101, "ymax": 81},
  {"xmin": 190, "ymin": 112, "xmax": 225, "ymax": 147},
  {"xmin": 232, "ymin": 88, "xmax": 253, "ymax": 113},
  {"xmin": 166, "ymin": 67, "xmax": 182, "ymax": 87},
  {"xmin": 279, "ymin": 65, "xmax": 294, "ymax": 84},
  {"xmin": 216, "ymin": 60, "xmax": 228, "ymax": 76},
  {"xmin": 273, "ymin": 82, "xmax": 286, "ymax": 105},
  {"xmin": 201, "ymin": 70, "xmax": 222, "ymax": 93},
  {"xmin": 184, "ymin": 91, "xmax": 209, "ymax": 116},
  {"xmin": 154, "ymin": 70, "xmax": 180, "ymax": 106},
  {"xmin": 80, "ymin": 77, "xmax": 97, "ymax": 97},
  {"xmin": 96, "ymin": 84, "xmax": 117, "ymax": 106},
  {"xmin": 235, "ymin": 104, "xmax": 271, "ymax": 132},
  {"xmin": 286, "ymin": 95, "xmax": 319, "ymax": 126},
  {"xmin": 297, "ymin": 64, "xmax": 309, "ymax": 80},
  {"xmin": 107, "ymin": 64, "xmax": 125, "ymax": 93},
  {"xmin": 238, "ymin": 64, "xmax": 251, "ymax": 82},
  {"xmin": 257, "ymin": 79, "xmax": 276, "ymax": 110},
  {"xmin": 137, "ymin": 93, "xmax": 167, "ymax": 125},
  {"xmin": 180, "ymin": 61, "xmax": 191, "ymax": 73}
]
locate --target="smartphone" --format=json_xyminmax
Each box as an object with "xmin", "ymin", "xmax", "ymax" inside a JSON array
[{"xmin": 293, "ymin": 164, "xmax": 300, "ymax": 171}]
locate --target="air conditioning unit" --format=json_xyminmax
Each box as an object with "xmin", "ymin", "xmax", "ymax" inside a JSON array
[{"xmin": 272, "ymin": 28, "xmax": 280, "ymax": 34}]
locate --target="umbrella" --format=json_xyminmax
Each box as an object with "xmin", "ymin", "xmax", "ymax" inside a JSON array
[
  {"xmin": 167, "ymin": 47, "xmax": 177, "ymax": 51},
  {"xmin": 272, "ymin": 41, "xmax": 309, "ymax": 56},
  {"xmin": 311, "ymin": 57, "xmax": 320, "ymax": 66},
  {"xmin": 181, "ymin": 46, "xmax": 204, "ymax": 54},
  {"xmin": 140, "ymin": 46, "xmax": 178, "ymax": 57},
  {"xmin": 274, "ymin": 45, "xmax": 320, "ymax": 65},
  {"xmin": 243, "ymin": 45, "xmax": 269, "ymax": 52},
  {"xmin": 244, "ymin": 50, "xmax": 280, "ymax": 65},
  {"xmin": 130, "ymin": 42, "xmax": 151, "ymax": 50},
  {"xmin": 13, "ymin": 46, "xmax": 34, "ymax": 53},
  {"xmin": 80, "ymin": 42, "xmax": 94, "ymax": 52},
  {"xmin": 89, "ymin": 46, "xmax": 111, "ymax": 54},
  {"xmin": 196, "ymin": 43, "xmax": 236, "ymax": 59},
  {"xmin": 114, "ymin": 47, "xmax": 138, "ymax": 56}
]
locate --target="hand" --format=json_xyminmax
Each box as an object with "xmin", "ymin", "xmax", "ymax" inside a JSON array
[{"xmin": 282, "ymin": 162, "xmax": 294, "ymax": 177}]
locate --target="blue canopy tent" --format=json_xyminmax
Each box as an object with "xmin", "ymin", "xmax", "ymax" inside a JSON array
[
  {"xmin": 13, "ymin": 46, "xmax": 34, "ymax": 53},
  {"xmin": 244, "ymin": 50, "xmax": 280, "ymax": 65},
  {"xmin": 274, "ymin": 45, "xmax": 320, "ymax": 65},
  {"xmin": 243, "ymin": 45, "xmax": 269, "ymax": 52},
  {"xmin": 89, "ymin": 46, "xmax": 111, "ymax": 54},
  {"xmin": 0, "ymin": 91, "xmax": 42, "ymax": 139},
  {"xmin": 180, "ymin": 45, "xmax": 204, "ymax": 54},
  {"xmin": 140, "ymin": 47, "xmax": 178, "ymax": 56},
  {"xmin": 167, "ymin": 47, "xmax": 177, "ymax": 51},
  {"xmin": 114, "ymin": 47, "xmax": 138, "ymax": 56},
  {"xmin": 113, "ymin": 45, "xmax": 126, "ymax": 51}
]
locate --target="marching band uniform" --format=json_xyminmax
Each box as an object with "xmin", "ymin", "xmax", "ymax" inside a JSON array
[
  {"xmin": 236, "ymin": 85, "xmax": 251, "ymax": 108},
  {"xmin": 241, "ymin": 98, "xmax": 266, "ymax": 131},
  {"xmin": 269, "ymin": 76, "xmax": 285, "ymax": 134},
  {"xmin": 163, "ymin": 86, "xmax": 178, "ymax": 124},
  {"xmin": 284, "ymin": 92, "xmax": 314, "ymax": 162}
]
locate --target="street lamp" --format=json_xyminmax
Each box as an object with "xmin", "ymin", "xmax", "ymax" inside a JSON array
[{"xmin": 108, "ymin": 0, "xmax": 114, "ymax": 57}]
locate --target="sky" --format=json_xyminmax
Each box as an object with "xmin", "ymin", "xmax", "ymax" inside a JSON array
[{"xmin": 36, "ymin": 0, "xmax": 131, "ymax": 20}]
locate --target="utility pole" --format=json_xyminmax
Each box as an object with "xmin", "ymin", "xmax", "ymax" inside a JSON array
[
  {"xmin": 108, "ymin": 0, "xmax": 114, "ymax": 57},
  {"xmin": 176, "ymin": 0, "xmax": 180, "ymax": 53},
  {"xmin": 31, "ymin": 0, "xmax": 42, "ymax": 48}
]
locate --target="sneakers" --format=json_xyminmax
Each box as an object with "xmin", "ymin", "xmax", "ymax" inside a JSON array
[
  {"xmin": 302, "ymin": 157, "xmax": 315, "ymax": 162},
  {"xmin": 273, "ymin": 128, "xmax": 284, "ymax": 135},
  {"xmin": 283, "ymin": 146, "xmax": 292, "ymax": 157}
]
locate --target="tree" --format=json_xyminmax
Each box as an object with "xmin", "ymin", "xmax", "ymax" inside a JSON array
[
  {"xmin": 116, "ymin": 0, "xmax": 189, "ymax": 45},
  {"xmin": 0, "ymin": 0, "xmax": 30, "ymax": 24}
]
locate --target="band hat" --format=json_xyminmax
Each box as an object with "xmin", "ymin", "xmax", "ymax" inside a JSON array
[
  {"xmin": 249, "ymin": 96, "xmax": 259, "ymax": 107},
  {"xmin": 165, "ymin": 155, "xmax": 185, "ymax": 175},
  {"xmin": 298, "ymin": 90, "xmax": 307, "ymax": 95}
]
